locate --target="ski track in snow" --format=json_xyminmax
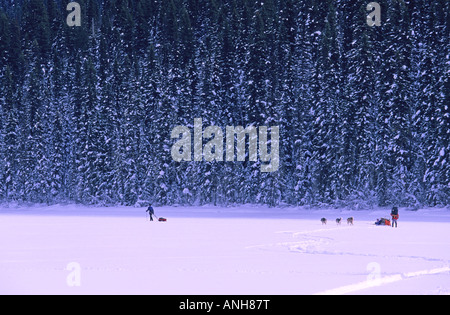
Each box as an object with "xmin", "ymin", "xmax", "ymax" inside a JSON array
[
  {"xmin": 250, "ymin": 225, "xmax": 449, "ymax": 265},
  {"xmin": 247, "ymin": 222, "xmax": 450, "ymax": 294},
  {"xmin": 315, "ymin": 266, "xmax": 450, "ymax": 295}
]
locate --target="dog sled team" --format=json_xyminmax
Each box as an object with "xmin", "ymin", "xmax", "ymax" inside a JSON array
[
  {"xmin": 320, "ymin": 207, "xmax": 400, "ymax": 228},
  {"xmin": 321, "ymin": 217, "xmax": 353, "ymax": 225}
]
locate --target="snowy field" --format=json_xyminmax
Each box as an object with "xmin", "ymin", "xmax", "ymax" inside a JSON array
[{"xmin": 1, "ymin": 204, "xmax": 449, "ymax": 295}]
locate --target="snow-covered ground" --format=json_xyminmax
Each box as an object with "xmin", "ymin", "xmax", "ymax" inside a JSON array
[{"xmin": 1, "ymin": 204, "xmax": 449, "ymax": 295}]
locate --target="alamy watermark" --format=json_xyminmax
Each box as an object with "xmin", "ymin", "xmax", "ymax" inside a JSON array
[
  {"xmin": 366, "ymin": 262, "xmax": 382, "ymax": 286},
  {"xmin": 66, "ymin": 2, "xmax": 81, "ymax": 27},
  {"xmin": 64, "ymin": 2, "xmax": 382, "ymax": 29},
  {"xmin": 66, "ymin": 262, "xmax": 81, "ymax": 287},
  {"xmin": 171, "ymin": 118, "xmax": 280, "ymax": 173},
  {"xmin": 366, "ymin": 2, "xmax": 381, "ymax": 27}
]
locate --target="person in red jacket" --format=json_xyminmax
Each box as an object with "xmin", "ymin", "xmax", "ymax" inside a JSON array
[{"xmin": 391, "ymin": 206, "xmax": 399, "ymax": 228}]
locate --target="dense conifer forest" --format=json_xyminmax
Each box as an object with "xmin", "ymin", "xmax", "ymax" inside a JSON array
[{"xmin": 0, "ymin": 0, "xmax": 448, "ymax": 207}]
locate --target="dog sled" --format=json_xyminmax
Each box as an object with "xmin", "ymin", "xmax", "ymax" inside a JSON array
[{"xmin": 375, "ymin": 218, "xmax": 391, "ymax": 226}]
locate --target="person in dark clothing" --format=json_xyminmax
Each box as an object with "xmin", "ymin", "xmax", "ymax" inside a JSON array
[
  {"xmin": 391, "ymin": 206, "xmax": 399, "ymax": 228},
  {"xmin": 146, "ymin": 204, "xmax": 155, "ymax": 221}
]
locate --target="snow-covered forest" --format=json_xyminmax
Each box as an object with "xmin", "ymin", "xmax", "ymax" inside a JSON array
[{"xmin": 0, "ymin": 0, "xmax": 448, "ymax": 207}]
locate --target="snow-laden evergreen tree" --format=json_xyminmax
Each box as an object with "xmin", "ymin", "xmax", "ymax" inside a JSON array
[{"xmin": 0, "ymin": 0, "xmax": 448, "ymax": 208}]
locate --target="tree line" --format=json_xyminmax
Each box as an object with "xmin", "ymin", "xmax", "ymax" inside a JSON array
[{"xmin": 0, "ymin": 0, "xmax": 448, "ymax": 208}]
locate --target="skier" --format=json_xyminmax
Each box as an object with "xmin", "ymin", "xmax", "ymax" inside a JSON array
[
  {"xmin": 146, "ymin": 204, "xmax": 155, "ymax": 221},
  {"xmin": 391, "ymin": 206, "xmax": 399, "ymax": 228}
]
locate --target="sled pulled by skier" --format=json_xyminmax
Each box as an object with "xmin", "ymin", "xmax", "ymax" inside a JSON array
[{"xmin": 146, "ymin": 204, "xmax": 167, "ymax": 222}]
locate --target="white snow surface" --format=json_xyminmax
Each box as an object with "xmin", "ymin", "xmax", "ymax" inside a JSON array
[{"xmin": 1, "ymin": 204, "xmax": 449, "ymax": 295}]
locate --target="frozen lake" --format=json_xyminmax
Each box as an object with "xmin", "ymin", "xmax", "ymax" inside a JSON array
[{"xmin": 1, "ymin": 204, "xmax": 449, "ymax": 295}]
